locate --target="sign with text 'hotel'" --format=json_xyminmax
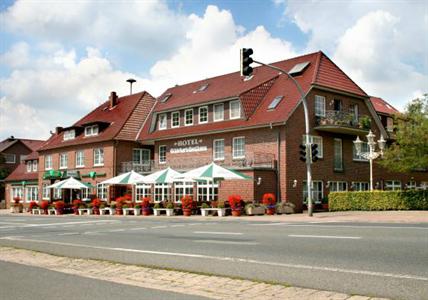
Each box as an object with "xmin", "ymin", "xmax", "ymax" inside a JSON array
[{"xmin": 170, "ymin": 139, "xmax": 208, "ymax": 154}]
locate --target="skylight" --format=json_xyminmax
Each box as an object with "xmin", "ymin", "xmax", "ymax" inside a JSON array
[
  {"xmin": 268, "ymin": 96, "xmax": 284, "ymax": 110},
  {"xmin": 288, "ymin": 61, "xmax": 310, "ymax": 76},
  {"xmin": 193, "ymin": 83, "xmax": 209, "ymax": 93},
  {"xmin": 243, "ymin": 75, "xmax": 254, "ymax": 81},
  {"xmin": 160, "ymin": 93, "xmax": 172, "ymax": 103}
]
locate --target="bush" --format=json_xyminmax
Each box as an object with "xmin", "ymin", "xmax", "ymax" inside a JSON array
[
  {"xmin": 329, "ymin": 190, "xmax": 428, "ymax": 211},
  {"xmin": 153, "ymin": 203, "xmax": 161, "ymax": 209},
  {"xmin": 165, "ymin": 202, "xmax": 174, "ymax": 209},
  {"xmin": 181, "ymin": 195, "xmax": 194, "ymax": 210},
  {"xmin": 201, "ymin": 203, "xmax": 210, "ymax": 209}
]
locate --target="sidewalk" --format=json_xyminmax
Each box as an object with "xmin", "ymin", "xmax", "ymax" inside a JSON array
[
  {"xmin": 1, "ymin": 209, "xmax": 427, "ymax": 223},
  {"xmin": 0, "ymin": 247, "xmax": 388, "ymax": 300}
]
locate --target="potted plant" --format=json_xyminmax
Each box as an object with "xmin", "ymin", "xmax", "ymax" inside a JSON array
[
  {"xmin": 40, "ymin": 200, "xmax": 49, "ymax": 214},
  {"xmin": 262, "ymin": 193, "xmax": 276, "ymax": 215},
  {"xmin": 114, "ymin": 197, "xmax": 125, "ymax": 215},
  {"xmin": 245, "ymin": 202, "xmax": 265, "ymax": 216},
  {"xmin": 29, "ymin": 201, "xmax": 38, "ymax": 214},
  {"xmin": 12, "ymin": 197, "xmax": 23, "ymax": 213},
  {"xmin": 200, "ymin": 202, "xmax": 210, "ymax": 216},
  {"xmin": 72, "ymin": 199, "xmax": 82, "ymax": 215},
  {"xmin": 92, "ymin": 198, "xmax": 102, "ymax": 215},
  {"xmin": 141, "ymin": 197, "xmax": 151, "ymax": 216},
  {"xmin": 216, "ymin": 201, "xmax": 227, "ymax": 217},
  {"xmin": 165, "ymin": 201, "xmax": 175, "ymax": 216},
  {"xmin": 228, "ymin": 195, "xmax": 243, "ymax": 217},
  {"xmin": 54, "ymin": 200, "xmax": 65, "ymax": 215},
  {"xmin": 181, "ymin": 195, "xmax": 193, "ymax": 216}
]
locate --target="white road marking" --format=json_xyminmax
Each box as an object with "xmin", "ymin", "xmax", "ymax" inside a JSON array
[
  {"xmin": 188, "ymin": 223, "xmax": 199, "ymax": 226},
  {"xmin": 193, "ymin": 240, "xmax": 258, "ymax": 245},
  {"xmin": 3, "ymin": 237, "xmax": 427, "ymax": 282},
  {"xmin": 250, "ymin": 223, "xmax": 428, "ymax": 230},
  {"xmin": 108, "ymin": 229, "xmax": 125, "ymax": 232},
  {"xmin": 193, "ymin": 231, "xmax": 243, "ymax": 236},
  {"xmin": 129, "ymin": 227, "xmax": 147, "ymax": 231},
  {"xmin": 170, "ymin": 224, "xmax": 185, "ymax": 227},
  {"xmin": 151, "ymin": 226, "xmax": 167, "ymax": 229},
  {"xmin": 56, "ymin": 232, "xmax": 79, "ymax": 236},
  {"xmin": 288, "ymin": 234, "xmax": 361, "ymax": 239},
  {"xmin": 250, "ymin": 222, "xmax": 289, "ymax": 226}
]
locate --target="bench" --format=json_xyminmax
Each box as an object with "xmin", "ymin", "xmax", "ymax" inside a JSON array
[
  {"xmin": 200, "ymin": 208, "xmax": 227, "ymax": 217},
  {"xmin": 153, "ymin": 208, "xmax": 174, "ymax": 216},
  {"xmin": 78, "ymin": 208, "xmax": 93, "ymax": 215}
]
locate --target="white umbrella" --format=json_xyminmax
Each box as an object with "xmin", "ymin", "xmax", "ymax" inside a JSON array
[
  {"xmin": 47, "ymin": 177, "xmax": 89, "ymax": 189},
  {"xmin": 100, "ymin": 170, "xmax": 145, "ymax": 185},
  {"xmin": 139, "ymin": 167, "xmax": 182, "ymax": 184}
]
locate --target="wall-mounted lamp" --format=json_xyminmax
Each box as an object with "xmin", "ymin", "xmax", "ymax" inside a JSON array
[
  {"xmin": 292, "ymin": 179, "xmax": 297, "ymax": 188},
  {"xmin": 256, "ymin": 177, "xmax": 262, "ymax": 186},
  {"xmin": 325, "ymin": 181, "xmax": 330, "ymax": 189}
]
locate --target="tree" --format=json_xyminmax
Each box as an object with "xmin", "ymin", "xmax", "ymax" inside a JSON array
[{"xmin": 379, "ymin": 94, "xmax": 428, "ymax": 172}]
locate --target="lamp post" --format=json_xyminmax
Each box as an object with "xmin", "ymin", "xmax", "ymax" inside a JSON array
[{"xmin": 353, "ymin": 130, "xmax": 386, "ymax": 191}]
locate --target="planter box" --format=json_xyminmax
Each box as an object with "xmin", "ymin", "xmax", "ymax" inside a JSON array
[
  {"xmin": 78, "ymin": 208, "xmax": 93, "ymax": 215},
  {"xmin": 276, "ymin": 202, "xmax": 296, "ymax": 214},
  {"xmin": 48, "ymin": 208, "xmax": 56, "ymax": 215},
  {"xmin": 153, "ymin": 208, "xmax": 175, "ymax": 216},
  {"xmin": 201, "ymin": 208, "xmax": 227, "ymax": 217},
  {"xmin": 245, "ymin": 206, "xmax": 265, "ymax": 216},
  {"xmin": 12, "ymin": 206, "xmax": 23, "ymax": 213},
  {"xmin": 32, "ymin": 208, "xmax": 43, "ymax": 215},
  {"xmin": 100, "ymin": 208, "xmax": 114, "ymax": 215},
  {"xmin": 123, "ymin": 208, "xmax": 140, "ymax": 216}
]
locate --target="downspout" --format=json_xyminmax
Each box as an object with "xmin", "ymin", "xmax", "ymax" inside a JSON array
[{"xmin": 276, "ymin": 126, "xmax": 281, "ymax": 202}]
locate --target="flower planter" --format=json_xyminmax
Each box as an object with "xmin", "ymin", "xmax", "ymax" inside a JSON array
[
  {"xmin": 142, "ymin": 209, "xmax": 151, "ymax": 216},
  {"xmin": 48, "ymin": 208, "xmax": 56, "ymax": 215},
  {"xmin": 92, "ymin": 208, "xmax": 100, "ymax": 215},
  {"xmin": 55, "ymin": 209, "xmax": 64, "ymax": 215},
  {"xmin": 12, "ymin": 206, "xmax": 23, "ymax": 213},
  {"xmin": 32, "ymin": 208, "xmax": 43, "ymax": 215},
  {"xmin": 153, "ymin": 209, "xmax": 161, "ymax": 216},
  {"xmin": 266, "ymin": 207, "xmax": 276, "ymax": 215},
  {"xmin": 100, "ymin": 207, "xmax": 114, "ymax": 215},
  {"xmin": 217, "ymin": 208, "xmax": 226, "ymax": 217},
  {"xmin": 245, "ymin": 206, "xmax": 265, "ymax": 216},
  {"xmin": 183, "ymin": 209, "xmax": 192, "ymax": 216},
  {"xmin": 231, "ymin": 210, "xmax": 242, "ymax": 217},
  {"xmin": 321, "ymin": 203, "xmax": 329, "ymax": 210},
  {"xmin": 115, "ymin": 208, "xmax": 123, "ymax": 215}
]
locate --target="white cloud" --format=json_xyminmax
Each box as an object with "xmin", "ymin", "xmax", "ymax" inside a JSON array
[{"xmin": 0, "ymin": 41, "xmax": 30, "ymax": 68}]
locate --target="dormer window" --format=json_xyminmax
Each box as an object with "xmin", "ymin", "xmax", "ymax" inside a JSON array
[
  {"xmin": 268, "ymin": 96, "xmax": 284, "ymax": 110},
  {"xmin": 32, "ymin": 160, "xmax": 38, "ymax": 172},
  {"xmin": 230, "ymin": 100, "xmax": 241, "ymax": 119},
  {"xmin": 193, "ymin": 83, "xmax": 209, "ymax": 93},
  {"xmin": 160, "ymin": 93, "xmax": 172, "ymax": 103},
  {"xmin": 214, "ymin": 103, "xmax": 224, "ymax": 122},
  {"xmin": 26, "ymin": 161, "xmax": 32, "ymax": 173},
  {"xmin": 159, "ymin": 114, "xmax": 167, "ymax": 130},
  {"xmin": 63, "ymin": 130, "xmax": 75, "ymax": 141},
  {"xmin": 85, "ymin": 125, "xmax": 99, "ymax": 137}
]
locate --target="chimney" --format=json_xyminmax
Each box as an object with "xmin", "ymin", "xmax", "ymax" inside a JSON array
[
  {"xmin": 109, "ymin": 91, "xmax": 118, "ymax": 108},
  {"xmin": 55, "ymin": 127, "xmax": 63, "ymax": 134}
]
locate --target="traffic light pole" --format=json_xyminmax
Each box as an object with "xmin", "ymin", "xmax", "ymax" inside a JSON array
[{"xmin": 253, "ymin": 59, "xmax": 314, "ymax": 216}]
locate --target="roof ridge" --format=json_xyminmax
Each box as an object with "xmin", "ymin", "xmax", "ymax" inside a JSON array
[
  {"xmin": 113, "ymin": 92, "xmax": 146, "ymax": 140},
  {"xmin": 311, "ymin": 51, "xmax": 323, "ymax": 84}
]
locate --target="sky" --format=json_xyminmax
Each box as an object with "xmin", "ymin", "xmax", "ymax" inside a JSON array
[{"xmin": 0, "ymin": 0, "xmax": 427, "ymax": 141}]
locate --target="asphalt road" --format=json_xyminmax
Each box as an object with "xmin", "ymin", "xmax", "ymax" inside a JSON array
[
  {"xmin": 0, "ymin": 260, "xmax": 209, "ymax": 300},
  {"xmin": 1, "ymin": 214, "xmax": 427, "ymax": 300}
]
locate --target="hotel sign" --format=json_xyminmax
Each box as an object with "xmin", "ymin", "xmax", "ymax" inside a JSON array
[{"xmin": 170, "ymin": 138, "xmax": 207, "ymax": 154}]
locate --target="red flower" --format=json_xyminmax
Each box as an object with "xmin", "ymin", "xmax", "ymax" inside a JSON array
[
  {"xmin": 54, "ymin": 201, "xmax": 65, "ymax": 210},
  {"xmin": 13, "ymin": 197, "xmax": 21, "ymax": 204},
  {"xmin": 228, "ymin": 195, "xmax": 243, "ymax": 211},
  {"xmin": 181, "ymin": 195, "xmax": 194, "ymax": 209},
  {"xmin": 262, "ymin": 193, "xmax": 276, "ymax": 207},
  {"xmin": 72, "ymin": 199, "xmax": 83, "ymax": 208},
  {"xmin": 141, "ymin": 197, "xmax": 151, "ymax": 209},
  {"xmin": 92, "ymin": 198, "xmax": 102, "ymax": 208},
  {"xmin": 40, "ymin": 200, "xmax": 49, "ymax": 210},
  {"xmin": 29, "ymin": 201, "xmax": 38, "ymax": 210}
]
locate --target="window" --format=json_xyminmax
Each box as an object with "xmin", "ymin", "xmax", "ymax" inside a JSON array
[
  {"xmin": 171, "ymin": 112, "xmax": 180, "ymax": 128},
  {"xmin": 353, "ymin": 142, "xmax": 369, "ymax": 161},
  {"xmin": 350, "ymin": 104, "xmax": 359, "ymax": 124},
  {"xmin": 387, "ymin": 117, "xmax": 394, "ymax": 132},
  {"xmin": 197, "ymin": 180, "xmax": 219, "ymax": 201},
  {"xmin": 159, "ymin": 145, "xmax": 166, "ymax": 164},
  {"xmin": 59, "ymin": 153, "xmax": 68, "ymax": 169},
  {"xmin": 229, "ymin": 100, "xmax": 241, "ymax": 119},
  {"xmin": 159, "ymin": 114, "xmax": 167, "ymax": 130},
  {"xmin": 85, "ymin": 125, "xmax": 99, "ymax": 136},
  {"xmin": 42, "ymin": 183, "xmax": 50, "ymax": 200},
  {"xmin": 133, "ymin": 149, "xmax": 150, "ymax": 165},
  {"xmin": 81, "ymin": 188, "xmax": 90, "ymax": 200},
  {"xmin": 185, "ymin": 109, "xmax": 193, "ymax": 126},
  {"xmin": 175, "ymin": 181, "xmax": 193, "ymax": 203},
  {"xmin": 268, "ymin": 96, "xmax": 283, "ymax": 110},
  {"xmin": 26, "ymin": 161, "xmax": 32, "ymax": 173},
  {"xmin": 154, "ymin": 183, "xmax": 170, "ymax": 202},
  {"xmin": 329, "ymin": 181, "xmax": 347, "ymax": 192},
  {"xmin": 334, "ymin": 138, "xmax": 343, "ymax": 171},
  {"xmin": 199, "ymin": 106, "xmax": 208, "ymax": 124},
  {"xmin": 75, "ymin": 150, "xmax": 85, "ymax": 168},
  {"xmin": 314, "ymin": 95, "xmax": 326, "ymax": 117},
  {"xmin": 302, "ymin": 135, "xmax": 323, "ymax": 158},
  {"xmin": 214, "ymin": 103, "xmax": 224, "ymax": 121},
  {"xmin": 232, "ymin": 137, "xmax": 245, "ymax": 159},
  {"xmin": 45, "ymin": 155, "xmax": 52, "ymax": 170},
  {"xmin": 93, "ymin": 148, "xmax": 104, "ymax": 166},
  {"xmin": 385, "ymin": 181, "xmax": 401, "ymax": 191},
  {"xmin": 63, "ymin": 130, "xmax": 75, "ymax": 141},
  {"xmin": 53, "ymin": 188, "xmax": 62, "ymax": 199},
  {"xmin": 334, "ymin": 99, "xmax": 342, "ymax": 111},
  {"xmin": 4, "ymin": 154, "xmax": 16, "ymax": 164},
  {"xmin": 406, "ymin": 181, "xmax": 416, "ymax": 190},
  {"xmin": 97, "ymin": 183, "xmax": 107, "ymax": 200},
  {"xmin": 25, "ymin": 186, "xmax": 38, "ymax": 203},
  {"xmin": 32, "ymin": 160, "xmax": 38, "ymax": 172},
  {"xmin": 303, "ymin": 181, "xmax": 323, "ymax": 204},
  {"xmin": 194, "ymin": 83, "xmax": 209, "ymax": 93},
  {"xmin": 289, "ymin": 61, "xmax": 310, "ymax": 75},
  {"xmin": 352, "ymin": 182, "xmax": 369, "ymax": 191},
  {"xmin": 213, "ymin": 139, "xmax": 224, "ymax": 161},
  {"xmin": 135, "ymin": 184, "xmax": 151, "ymax": 202},
  {"xmin": 11, "ymin": 187, "xmax": 23, "ymax": 200},
  {"xmin": 160, "ymin": 93, "xmax": 171, "ymax": 103}
]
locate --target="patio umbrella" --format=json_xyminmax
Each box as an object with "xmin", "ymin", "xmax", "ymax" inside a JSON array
[
  {"xmin": 100, "ymin": 170, "xmax": 145, "ymax": 185},
  {"xmin": 47, "ymin": 177, "xmax": 91, "ymax": 202},
  {"xmin": 139, "ymin": 167, "xmax": 182, "ymax": 184},
  {"xmin": 176, "ymin": 162, "xmax": 251, "ymax": 201}
]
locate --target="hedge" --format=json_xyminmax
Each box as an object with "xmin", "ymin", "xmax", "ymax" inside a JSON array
[{"xmin": 328, "ymin": 190, "xmax": 428, "ymax": 211}]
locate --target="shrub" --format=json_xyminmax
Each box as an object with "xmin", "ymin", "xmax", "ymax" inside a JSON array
[
  {"xmin": 92, "ymin": 198, "xmax": 102, "ymax": 208},
  {"xmin": 72, "ymin": 199, "xmax": 82, "ymax": 208},
  {"xmin": 29, "ymin": 201, "xmax": 38, "ymax": 210},
  {"xmin": 262, "ymin": 193, "xmax": 276, "ymax": 208},
  {"xmin": 228, "ymin": 195, "xmax": 243, "ymax": 211},
  {"xmin": 153, "ymin": 203, "xmax": 161, "ymax": 209},
  {"xmin": 134, "ymin": 204, "xmax": 141, "ymax": 209},
  {"xmin": 166, "ymin": 202, "xmax": 174, "ymax": 209},
  {"xmin": 329, "ymin": 190, "xmax": 428, "ymax": 211},
  {"xmin": 201, "ymin": 203, "xmax": 210, "ymax": 209},
  {"xmin": 40, "ymin": 200, "xmax": 49, "ymax": 210},
  {"xmin": 54, "ymin": 201, "xmax": 65, "ymax": 210},
  {"xmin": 181, "ymin": 195, "xmax": 194, "ymax": 210}
]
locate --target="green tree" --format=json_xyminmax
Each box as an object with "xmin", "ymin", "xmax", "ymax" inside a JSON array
[{"xmin": 380, "ymin": 94, "xmax": 428, "ymax": 172}]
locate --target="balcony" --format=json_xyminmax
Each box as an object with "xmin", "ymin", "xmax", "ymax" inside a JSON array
[
  {"xmin": 121, "ymin": 152, "xmax": 276, "ymax": 174},
  {"xmin": 314, "ymin": 110, "xmax": 371, "ymax": 135}
]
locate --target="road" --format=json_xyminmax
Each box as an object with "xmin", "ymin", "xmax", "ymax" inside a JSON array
[{"xmin": 1, "ymin": 214, "xmax": 427, "ymax": 300}]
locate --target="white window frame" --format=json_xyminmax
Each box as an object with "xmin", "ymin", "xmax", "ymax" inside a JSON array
[
  {"xmin": 353, "ymin": 142, "xmax": 369, "ymax": 161},
  {"xmin": 213, "ymin": 103, "xmax": 224, "ymax": 122},
  {"xmin": 334, "ymin": 138, "xmax": 343, "ymax": 171},
  {"xmin": 93, "ymin": 148, "xmax": 104, "ymax": 166},
  {"xmin": 406, "ymin": 181, "xmax": 417, "ymax": 190},
  {"xmin": 4, "ymin": 154, "xmax": 16, "ymax": 164},
  {"xmin": 32, "ymin": 160, "xmax": 38, "ymax": 172},
  {"xmin": 302, "ymin": 135, "xmax": 323, "ymax": 158},
  {"xmin": 159, "ymin": 145, "xmax": 166, "ymax": 164},
  {"xmin": 315, "ymin": 95, "xmax": 326, "ymax": 117},
  {"xmin": 387, "ymin": 117, "xmax": 394, "ymax": 132},
  {"xmin": 154, "ymin": 183, "xmax": 171, "ymax": 202},
  {"xmin": 174, "ymin": 181, "xmax": 194, "ymax": 203},
  {"xmin": 303, "ymin": 180, "xmax": 323, "ymax": 204},
  {"xmin": 135, "ymin": 184, "xmax": 151, "ymax": 202},
  {"xmin": 232, "ymin": 137, "xmax": 245, "ymax": 159},
  {"xmin": 197, "ymin": 180, "xmax": 219, "ymax": 202},
  {"xmin": 385, "ymin": 180, "xmax": 401, "ymax": 191},
  {"xmin": 75, "ymin": 150, "xmax": 85, "ymax": 168},
  {"xmin": 185, "ymin": 109, "xmax": 193, "ymax": 126},
  {"xmin": 25, "ymin": 185, "xmax": 38, "ymax": 203},
  {"xmin": 171, "ymin": 111, "xmax": 180, "ymax": 128},
  {"xmin": 42, "ymin": 183, "xmax": 50, "ymax": 200},
  {"xmin": 81, "ymin": 188, "xmax": 90, "ymax": 200},
  {"xmin": 329, "ymin": 181, "xmax": 348, "ymax": 192},
  {"xmin": 158, "ymin": 113, "xmax": 167, "ymax": 130},
  {"xmin": 26, "ymin": 161, "xmax": 32, "ymax": 173},
  {"xmin": 96, "ymin": 183, "xmax": 107, "ymax": 200},
  {"xmin": 229, "ymin": 100, "xmax": 241, "ymax": 120},
  {"xmin": 11, "ymin": 187, "xmax": 23, "ymax": 200},
  {"xmin": 213, "ymin": 139, "xmax": 225, "ymax": 161},
  {"xmin": 199, "ymin": 106, "xmax": 208, "ymax": 124},
  {"xmin": 59, "ymin": 153, "xmax": 68, "ymax": 169},
  {"xmin": 53, "ymin": 188, "xmax": 62, "ymax": 200},
  {"xmin": 63, "ymin": 129, "xmax": 75, "ymax": 141},
  {"xmin": 350, "ymin": 104, "xmax": 359, "ymax": 123},
  {"xmin": 352, "ymin": 182, "xmax": 369, "ymax": 191},
  {"xmin": 85, "ymin": 125, "xmax": 99, "ymax": 137},
  {"xmin": 133, "ymin": 148, "xmax": 150, "ymax": 165},
  {"xmin": 44, "ymin": 155, "xmax": 52, "ymax": 170}
]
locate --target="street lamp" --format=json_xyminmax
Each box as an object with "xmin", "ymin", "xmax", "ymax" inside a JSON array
[{"xmin": 353, "ymin": 130, "xmax": 386, "ymax": 191}]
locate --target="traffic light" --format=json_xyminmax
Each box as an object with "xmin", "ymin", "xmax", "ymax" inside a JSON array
[
  {"xmin": 311, "ymin": 144, "xmax": 319, "ymax": 162},
  {"xmin": 240, "ymin": 48, "xmax": 254, "ymax": 76},
  {"xmin": 299, "ymin": 144, "xmax": 307, "ymax": 162}
]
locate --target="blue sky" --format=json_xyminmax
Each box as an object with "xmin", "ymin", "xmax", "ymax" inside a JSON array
[{"xmin": 0, "ymin": 0, "xmax": 427, "ymax": 140}]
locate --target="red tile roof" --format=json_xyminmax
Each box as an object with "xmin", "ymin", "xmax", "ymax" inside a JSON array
[
  {"xmin": 0, "ymin": 138, "xmax": 44, "ymax": 153},
  {"xmin": 39, "ymin": 91, "xmax": 155, "ymax": 151},
  {"xmin": 139, "ymin": 51, "xmax": 368, "ymax": 141},
  {"xmin": 24, "ymin": 151, "xmax": 39, "ymax": 161},
  {"xmin": 370, "ymin": 96, "xmax": 399, "ymax": 115},
  {"xmin": 5, "ymin": 163, "xmax": 38, "ymax": 182}
]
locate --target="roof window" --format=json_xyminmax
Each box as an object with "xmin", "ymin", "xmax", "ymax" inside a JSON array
[
  {"xmin": 160, "ymin": 93, "xmax": 172, "ymax": 103},
  {"xmin": 288, "ymin": 61, "xmax": 310, "ymax": 76},
  {"xmin": 243, "ymin": 75, "xmax": 254, "ymax": 81},
  {"xmin": 193, "ymin": 83, "xmax": 209, "ymax": 93},
  {"xmin": 268, "ymin": 96, "xmax": 284, "ymax": 110}
]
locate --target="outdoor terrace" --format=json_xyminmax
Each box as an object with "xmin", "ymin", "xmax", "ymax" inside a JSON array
[{"xmin": 314, "ymin": 110, "xmax": 371, "ymax": 135}]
